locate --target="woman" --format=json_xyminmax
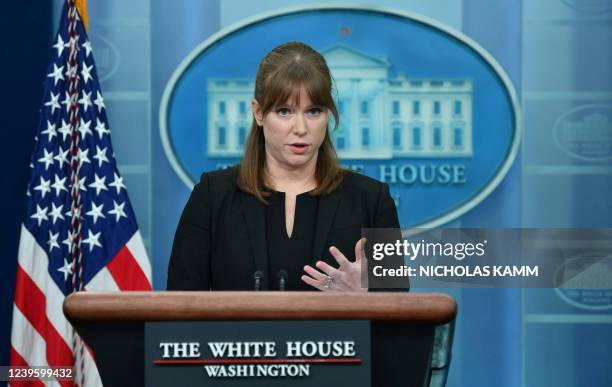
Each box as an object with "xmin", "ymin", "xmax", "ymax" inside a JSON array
[{"xmin": 167, "ymin": 41, "xmax": 400, "ymax": 291}]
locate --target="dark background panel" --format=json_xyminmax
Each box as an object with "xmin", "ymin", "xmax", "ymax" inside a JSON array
[{"xmin": 0, "ymin": 0, "xmax": 53, "ymax": 373}]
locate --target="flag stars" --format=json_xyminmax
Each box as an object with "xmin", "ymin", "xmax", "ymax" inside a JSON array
[
  {"xmin": 108, "ymin": 200, "xmax": 127, "ymax": 222},
  {"xmin": 76, "ymin": 148, "xmax": 91, "ymax": 166},
  {"xmin": 60, "ymin": 92, "xmax": 72, "ymax": 113},
  {"xmin": 82, "ymin": 40, "xmax": 93, "ymax": 57},
  {"xmin": 49, "ymin": 202, "xmax": 65, "ymax": 224},
  {"xmin": 37, "ymin": 148, "xmax": 55, "ymax": 170},
  {"xmin": 33, "ymin": 176, "xmax": 51, "ymax": 198},
  {"xmin": 53, "ymin": 34, "xmax": 67, "ymax": 57},
  {"xmin": 44, "ymin": 92, "xmax": 61, "ymax": 114},
  {"xmin": 86, "ymin": 202, "xmax": 106, "ymax": 224},
  {"xmin": 83, "ymin": 229, "xmax": 102, "ymax": 252},
  {"xmin": 93, "ymin": 146, "xmax": 109, "ymax": 167},
  {"xmin": 74, "ymin": 176, "xmax": 87, "ymax": 193},
  {"xmin": 94, "ymin": 118, "xmax": 110, "ymax": 138},
  {"xmin": 47, "ymin": 231, "xmax": 60, "ymax": 252},
  {"xmin": 78, "ymin": 91, "xmax": 92, "ymax": 111},
  {"xmin": 78, "ymin": 119, "xmax": 93, "ymax": 140},
  {"xmin": 62, "ymin": 230, "xmax": 76, "ymax": 254},
  {"xmin": 41, "ymin": 121, "xmax": 58, "ymax": 142},
  {"xmin": 88, "ymin": 173, "xmax": 108, "ymax": 196},
  {"xmin": 64, "ymin": 205, "xmax": 82, "ymax": 221},
  {"xmin": 58, "ymin": 119, "xmax": 71, "ymax": 141},
  {"xmin": 54, "ymin": 146, "xmax": 69, "ymax": 169},
  {"xmin": 57, "ymin": 258, "xmax": 73, "ymax": 281},
  {"xmin": 51, "ymin": 175, "xmax": 68, "ymax": 196},
  {"xmin": 30, "ymin": 204, "xmax": 49, "ymax": 226},
  {"xmin": 94, "ymin": 91, "xmax": 105, "ymax": 112},
  {"xmin": 47, "ymin": 63, "xmax": 65, "ymax": 86},
  {"xmin": 109, "ymin": 172, "xmax": 126, "ymax": 195},
  {"xmin": 81, "ymin": 63, "xmax": 93, "ymax": 84}
]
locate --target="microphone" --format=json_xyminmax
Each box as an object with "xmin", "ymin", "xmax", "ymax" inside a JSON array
[
  {"xmin": 253, "ymin": 270, "xmax": 263, "ymax": 291},
  {"xmin": 277, "ymin": 270, "xmax": 288, "ymax": 291}
]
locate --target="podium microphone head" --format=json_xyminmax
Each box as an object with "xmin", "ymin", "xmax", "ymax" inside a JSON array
[
  {"xmin": 277, "ymin": 270, "xmax": 288, "ymax": 291},
  {"xmin": 253, "ymin": 270, "xmax": 263, "ymax": 291}
]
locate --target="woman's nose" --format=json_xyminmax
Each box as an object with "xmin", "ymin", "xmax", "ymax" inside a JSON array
[{"xmin": 292, "ymin": 113, "xmax": 308, "ymax": 135}]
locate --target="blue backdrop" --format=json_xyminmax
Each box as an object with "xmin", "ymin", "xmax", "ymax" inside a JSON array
[{"xmin": 1, "ymin": 1, "xmax": 610, "ymax": 386}]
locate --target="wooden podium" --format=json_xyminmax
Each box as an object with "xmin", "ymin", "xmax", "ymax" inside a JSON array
[{"xmin": 64, "ymin": 292, "xmax": 456, "ymax": 387}]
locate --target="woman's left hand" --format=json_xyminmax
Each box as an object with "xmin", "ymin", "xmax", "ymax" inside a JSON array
[{"xmin": 301, "ymin": 238, "xmax": 367, "ymax": 292}]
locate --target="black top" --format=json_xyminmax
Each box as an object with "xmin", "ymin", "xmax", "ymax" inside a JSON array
[
  {"xmin": 265, "ymin": 190, "xmax": 318, "ymax": 291},
  {"xmin": 167, "ymin": 166, "xmax": 403, "ymax": 291}
]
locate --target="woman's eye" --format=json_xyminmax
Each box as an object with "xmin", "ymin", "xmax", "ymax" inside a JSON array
[
  {"xmin": 276, "ymin": 108, "xmax": 291, "ymax": 117},
  {"xmin": 307, "ymin": 107, "xmax": 322, "ymax": 116}
]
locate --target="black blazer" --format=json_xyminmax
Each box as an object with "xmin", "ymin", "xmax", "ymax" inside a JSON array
[{"xmin": 167, "ymin": 166, "xmax": 401, "ymax": 290}]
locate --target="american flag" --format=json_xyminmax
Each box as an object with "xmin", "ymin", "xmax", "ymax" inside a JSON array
[{"xmin": 10, "ymin": 1, "xmax": 152, "ymax": 386}]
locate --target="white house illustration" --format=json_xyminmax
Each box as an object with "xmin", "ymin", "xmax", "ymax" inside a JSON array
[
  {"xmin": 560, "ymin": 112, "xmax": 612, "ymax": 143},
  {"xmin": 206, "ymin": 43, "xmax": 473, "ymax": 159}
]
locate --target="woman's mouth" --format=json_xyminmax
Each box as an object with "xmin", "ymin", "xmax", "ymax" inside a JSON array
[{"xmin": 288, "ymin": 143, "xmax": 310, "ymax": 154}]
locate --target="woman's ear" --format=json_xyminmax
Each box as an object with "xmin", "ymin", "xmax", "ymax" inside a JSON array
[{"xmin": 251, "ymin": 99, "xmax": 263, "ymax": 126}]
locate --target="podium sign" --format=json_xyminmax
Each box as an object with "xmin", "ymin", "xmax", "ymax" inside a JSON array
[{"xmin": 145, "ymin": 320, "xmax": 371, "ymax": 387}]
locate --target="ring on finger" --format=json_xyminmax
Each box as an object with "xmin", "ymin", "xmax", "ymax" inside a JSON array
[{"xmin": 323, "ymin": 276, "xmax": 333, "ymax": 289}]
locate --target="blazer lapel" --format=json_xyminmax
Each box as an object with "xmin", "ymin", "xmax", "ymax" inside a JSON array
[
  {"xmin": 240, "ymin": 192, "xmax": 269, "ymax": 289},
  {"xmin": 312, "ymin": 190, "xmax": 342, "ymax": 264}
]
